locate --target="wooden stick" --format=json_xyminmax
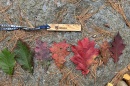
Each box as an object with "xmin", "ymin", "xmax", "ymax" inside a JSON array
[{"xmin": 47, "ymin": 24, "xmax": 81, "ymax": 31}]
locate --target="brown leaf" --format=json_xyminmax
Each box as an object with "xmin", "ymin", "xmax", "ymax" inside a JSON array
[{"xmin": 100, "ymin": 41, "xmax": 111, "ymax": 65}]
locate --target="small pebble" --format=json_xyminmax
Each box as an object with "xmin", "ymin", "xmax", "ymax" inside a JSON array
[
  {"xmin": 92, "ymin": 35, "xmax": 97, "ymax": 38},
  {"xmin": 47, "ymin": 71, "xmax": 50, "ymax": 74},
  {"xmin": 116, "ymin": 80, "xmax": 128, "ymax": 86}
]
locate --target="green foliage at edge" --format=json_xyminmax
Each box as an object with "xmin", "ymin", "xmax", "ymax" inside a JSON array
[
  {"xmin": 14, "ymin": 40, "xmax": 33, "ymax": 73},
  {"xmin": 0, "ymin": 48, "xmax": 15, "ymax": 75}
]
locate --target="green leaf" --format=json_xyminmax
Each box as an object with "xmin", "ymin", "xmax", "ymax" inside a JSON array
[
  {"xmin": 0, "ymin": 48, "xmax": 15, "ymax": 75},
  {"xmin": 14, "ymin": 39, "xmax": 33, "ymax": 73}
]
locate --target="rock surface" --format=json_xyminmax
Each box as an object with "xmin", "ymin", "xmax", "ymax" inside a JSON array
[
  {"xmin": 117, "ymin": 81, "xmax": 128, "ymax": 86},
  {"xmin": 0, "ymin": 0, "xmax": 130, "ymax": 86}
]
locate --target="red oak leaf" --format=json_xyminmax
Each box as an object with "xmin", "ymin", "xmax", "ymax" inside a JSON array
[
  {"xmin": 50, "ymin": 41, "xmax": 70, "ymax": 69},
  {"xmin": 35, "ymin": 40, "xmax": 50, "ymax": 60},
  {"xmin": 70, "ymin": 38, "xmax": 99, "ymax": 75},
  {"xmin": 100, "ymin": 41, "xmax": 111, "ymax": 65},
  {"xmin": 110, "ymin": 32, "xmax": 126, "ymax": 63}
]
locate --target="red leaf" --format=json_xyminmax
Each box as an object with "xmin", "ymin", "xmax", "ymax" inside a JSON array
[
  {"xmin": 35, "ymin": 40, "xmax": 50, "ymax": 60},
  {"xmin": 110, "ymin": 32, "xmax": 126, "ymax": 63},
  {"xmin": 70, "ymin": 38, "xmax": 99, "ymax": 75},
  {"xmin": 100, "ymin": 41, "xmax": 111, "ymax": 65},
  {"xmin": 50, "ymin": 41, "xmax": 70, "ymax": 69}
]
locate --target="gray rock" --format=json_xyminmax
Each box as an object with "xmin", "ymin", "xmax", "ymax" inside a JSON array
[
  {"xmin": 117, "ymin": 81, "xmax": 128, "ymax": 86},
  {"xmin": 0, "ymin": 0, "xmax": 130, "ymax": 86}
]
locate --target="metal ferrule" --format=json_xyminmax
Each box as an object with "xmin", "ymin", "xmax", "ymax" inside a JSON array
[{"xmin": 22, "ymin": 27, "xmax": 40, "ymax": 30}]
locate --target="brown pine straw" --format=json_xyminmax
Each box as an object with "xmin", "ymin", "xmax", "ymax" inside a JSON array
[
  {"xmin": 75, "ymin": 5, "xmax": 105, "ymax": 37},
  {"xmin": 0, "ymin": 0, "xmax": 17, "ymax": 13},
  {"xmin": 3, "ymin": 13, "xmax": 13, "ymax": 24},
  {"xmin": 19, "ymin": 9, "xmax": 34, "ymax": 28},
  {"xmin": 106, "ymin": 63, "xmax": 130, "ymax": 86},
  {"xmin": 91, "ymin": 23, "xmax": 114, "ymax": 38},
  {"xmin": 0, "ymin": 3, "xmax": 53, "ymax": 51},
  {"xmin": 0, "ymin": 31, "xmax": 9, "ymax": 42},
  {"xmin": 75, "ymin": 6, "xmax": 96, "ymax": 27},
  {"xmin": 90, "ymin": 59, "xmax": 103, "ymax": 82},
  {"xmin": 53, "ymin": 6, "xmax": 67, "ymax": 23},
  {"xmin": 0, "ymin": 3, "xmax": 12, "ymax": 13},
  {"xmin": 59, "ymin": 68, "xmax": 80, "ymax": 86},
  {"xmin": 17, "ymin": 5, "xmax": 26, "ymax": 26},
  {"xmin": 54, "ymin": 0, "xmax": 81, "ymax": 4},
  {"xmin": 107, "ymin": 0, "xmax": 130, "ymax": 28},
  {"xmin": 65, "ymin": 0, "xmax": 81, "ymax": 4},
  {"xmin": 75, "ymin": 5, "xmax": 105, "ymax": 26},
  {"xmin": 7, "ymin": 30, "xmax": 51, "ymax": 51},
  {"xmin": 0, "ymin": 63, "xmax": 30, "ymax": 86}
]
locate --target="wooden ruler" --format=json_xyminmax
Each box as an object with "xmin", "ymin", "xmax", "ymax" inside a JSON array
[{"xmin": 47, "ymin": 24, "xmax": 81, "ymax": 31}]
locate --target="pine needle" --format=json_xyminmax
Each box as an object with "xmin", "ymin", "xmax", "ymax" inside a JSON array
[{"xmin": 107, "ymin": 0, "xmax": 130, "ymax": 28}]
